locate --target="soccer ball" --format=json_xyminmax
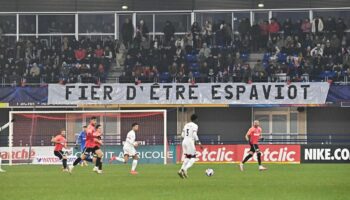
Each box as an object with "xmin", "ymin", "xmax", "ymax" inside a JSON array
[{"xmin": 205, "ymin": 168, "xmax": 214, "ymax": 177}]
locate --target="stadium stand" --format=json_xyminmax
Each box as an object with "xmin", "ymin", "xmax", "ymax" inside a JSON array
[{"xmin": 1, "ymin": 16, "xmax": 349, "ymax": 85}]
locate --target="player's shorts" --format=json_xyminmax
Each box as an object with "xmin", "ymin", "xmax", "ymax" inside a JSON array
[
  {"xmin": 93, "ymin": 146, "xmax": 101, "ymax": 151},
  {"xmin": 54, "ymin": 150, "xmax": 64, "ymax": 160},
  {"xmin": 182, "ymin": 139, "xmax": 196, "ymax": 156},
  {"xmin": 123, "ymin": 145, "xmax": 138, "ymax": 157},
  {"xmin": 83, "ymin": 147, "xmax": 96, "ymax": 156},
  {"xmin": 249, "ymin": 144, "xmax": 260, "ymax": 153}
]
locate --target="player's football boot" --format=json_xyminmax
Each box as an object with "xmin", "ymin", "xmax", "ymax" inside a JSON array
[
  {"xmin": 177, "ymin": 170, "xmax": 184, "ymax": 179},
  {"xmin": 130, "ymin": 170, "xmax": 139, "ymax": 175},
  {"xmin": 68, "ymin": 165, "xmax": 74, "ymax": 173},
  {"xmin": 259, "ymin": 165, "xmax": 267, "ymax": 171},
  {"xmin": 182, "ymin": 169, "xmax": 188, "ymax": 178}
]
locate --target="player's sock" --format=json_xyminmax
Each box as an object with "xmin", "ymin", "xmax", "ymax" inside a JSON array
[
  {"xmin": 62, "ymin": 159, "xmax": 67, "ymax": 169},
  {"xmin": 73, "ymin": 157, "xmax": 82, "ymax": 166},
  {"xmin": 0, "ymin": 158, "xmax": 2, "ymax": 169},
  {"xmin": 96, "ymin": 157, "xmax": 101, "ymax": 168},
  {"xmin": 181, "ymin": 158, "xmax": 190, "ymax": 170},
  {"xmin": 131, "ymin": 159, "xmax": 138, "ymax": 171},
  {"xmin": 99, "ymin": 160, "xmax": 103, "ymax": 170},
  {"xmin": 184, "ymin": 158, "xmax": 196, "ymax": 171},
  {"xmin": 257, "ymin": 152, "xmax": 262, "ymax": 166},
  {"xmin": 242, "ymin": 154, "xmax": 253, "ymax": 164}
]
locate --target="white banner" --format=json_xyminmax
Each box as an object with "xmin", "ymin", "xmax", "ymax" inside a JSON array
[
  {"xmin": 0, "ymin": 146, "xmax": 76, "ymax": 165},
  {"xmin": 48, "ymin": 83, "xmax": 330, "ymax": 105}
]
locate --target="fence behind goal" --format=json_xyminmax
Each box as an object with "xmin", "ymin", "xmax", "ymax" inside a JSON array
[{"xmin": 7, "ymin": 110, "xmax": 170, "ymax": 165}]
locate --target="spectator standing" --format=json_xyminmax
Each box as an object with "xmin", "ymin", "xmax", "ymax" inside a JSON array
[
  {"xmin": 282, "ymin": 18, "xmax": 293, "ymax": 37},
  {"xmin": 238, "ymin": 18, "xmax": 251, "ymax": 37},
  {"xmin": 311, "ymin": 17, "xmax": 324, "ymax": 35},
  {"xmin": 138, "ymin": 19, "xmax": 149, "ymax": 39},
  {"xmin": 268, "ymin": 18, "xmax": 280, "ymax": 39},
  {"xmin": 122, "ymin": 18, "xmax": 134, "ymax": 48},
  {"xmin": 202, "ymin": 20, "xmax": 213, "ymax": 46},
  {"xmin": 251, "ymin": 22, "xmax": 261, "ymax": 52},
  {"xmin": 335, "ymin": 18, "xmax": 347, "ymax": 40},
  {"xmin": 163, "ymin": 21, "xmax": 175, "ymax": 46},
  {"xmin": 259, "ymin": 21, "xmax": 269, "ymax": 50},
  {"xmin": 191, "ymin": 22, "xmax": 201, "ymax": 49},
  {"xmin": 301, "ymin": 18, "xmax": 312, "ymax": 36}
]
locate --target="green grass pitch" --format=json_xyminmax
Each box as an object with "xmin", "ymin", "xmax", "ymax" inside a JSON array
[{"xmin": 0, "ymin": 164, "xmax": 349, "ymax": 200}]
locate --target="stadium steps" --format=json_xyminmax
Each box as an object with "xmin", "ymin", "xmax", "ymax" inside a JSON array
[
  {"xmin": 247, "ymin": 53, "xmax": 264, "ymax": 68},
  {"xmin": 106, "ymin": 64, "xmax": 124, "ymax": 83}
]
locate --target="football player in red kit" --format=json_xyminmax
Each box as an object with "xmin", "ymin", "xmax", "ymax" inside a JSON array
[{"xmin": 239, "ymin": 120, "xmax": 267, "ymax": 171}]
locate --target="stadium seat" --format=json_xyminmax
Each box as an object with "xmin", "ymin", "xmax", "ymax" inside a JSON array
[
  {"xmin": 263, "ymin": 53, "xmax": 271, "ymax": 62},
  {"xmin": 319, "ymin": 71, "xmax": 336, "ymax": 79},
  {"xmin": 240, "ymin": 53, "xmax": 249, "ymax": 62},
  {"xmin": 160, "ymin": 72, "xmax": 170, "ymax": 83},
  {"xmin": 277, "ymin": 53, "xmax": 288, "ymax": 63},
  {"xmin": 186, "ymin": 54, "xmax": 197, "ymax": 63},
  {"xmin": 190, "ymin": 63, "xmax": 200, "ymax": 71},
  {"xmin": 275, "ymin": 73, "xmax": 289, "ymax": 82},
  {"xmin": 262, "ymin": 61, "xmax": 269, "ymax": 69},
  {"xmin": 193, "ymin": 71, "xmax": 201, "ymax": 78}
]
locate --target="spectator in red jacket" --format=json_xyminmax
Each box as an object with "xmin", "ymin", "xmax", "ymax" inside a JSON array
[
  {"xmin": 301, "ymin": 18, "xmax": 312, "ymax": 34},
  {"xmin": 95, "ymin": 44, "xmax": 104, "ymax": 58},
  {"xmin": 75, "ymin": 47, "xmax": 86, "ymax": 62},
  {"xmin": 268, "ymin": 18, "xmax": 280, "ymax": 38}
]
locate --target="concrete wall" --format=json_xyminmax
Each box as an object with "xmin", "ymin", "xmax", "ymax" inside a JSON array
[
  {"xmin": 194, "ymin": 107, "xmax": 252, "ymax": 143},
  {"xmin": 307, "ymin": 107, "xmax": 350, "ymax": 135}
]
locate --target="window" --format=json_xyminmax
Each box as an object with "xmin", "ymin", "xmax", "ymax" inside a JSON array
[
  {"xmin": 38, "ymin": 15, "xmax": 75, "ymax": 33},
  {"xmin": 79, "ymin": 14, "xmax": 114, "ymax": 34},
  {"xmin": 313, "ymin": 10, "xmax": 350, "ymax": 29},
  {"xmin": 233, "ymin": 12, "xmax": 250, "ymax": 33},
  {"xmin": 290, "ymin": 112, "xmax": 298, "ymax": 133},
  {"xmin": 155, "ymin": 13, "xmax": 191, "ymax": 33},
  {"xmin": 136, "ymin": 14, "xmax": 153, "ymax": 32},
  {"xmin": 253, "ymin": 109, "xmax": 304, "ymax": 144},
  {"xmin": 118, "ymin": 14, "xmax": 133, "ymax": 40},
  {"xmin": 271, "ymin": 11, "xmax": 309, "ymax": 24},
  {"xmin": 253, "ymin": 12, "xmax": 268, "ymax": 25},
  {"xmin": 254, "ymin": 114, "xmax": 270, "ymax": 133},
  {"xmin": 19, "ymin": 15, "xmax": 36, "ymax": 34},
  {"xmin": 195, "ymin": 12, "xmax": 232, "ymax": 33},
  {"xmin": 0, "ymin": 15, "xmax": 16, "ymax": 34}
]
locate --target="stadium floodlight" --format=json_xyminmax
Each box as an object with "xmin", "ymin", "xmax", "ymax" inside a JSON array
[
  {"xmin": 122, "ymin": 5, "xmax": 128, "ymax": 10},
  {"xmin": 258, "ymin": 2, "xmax": 264, "ymax": 8}
]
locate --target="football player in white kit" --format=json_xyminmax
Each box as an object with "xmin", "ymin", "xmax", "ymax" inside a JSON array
[
  {"xmin": 109, "ymin": 123, "xmax": 140, "ymax": 175},
  {"xmin": 178, "ymin": 114, "xmax": 203, "ymax": 179}
]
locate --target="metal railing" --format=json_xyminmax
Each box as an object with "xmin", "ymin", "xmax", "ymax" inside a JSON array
[
  {"xmin": 0, "ymin": 8, "xmax": 349, "ymax": 41},
  {"xmin": 167, "ymin": 133, "xmax": 350, "ymax": 145}
]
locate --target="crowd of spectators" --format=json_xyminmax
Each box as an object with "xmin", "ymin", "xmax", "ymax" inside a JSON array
[
  {"xmin": 118, "ymin": 16, "xmax": 350, "ymax": 83},
  {"xmin": 0, "ymin": 36, "xmax": 114, "ymax": 85},
  {"xmin": 1, "ymin": 15, "xmax": 350, "ymax": 85}
]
